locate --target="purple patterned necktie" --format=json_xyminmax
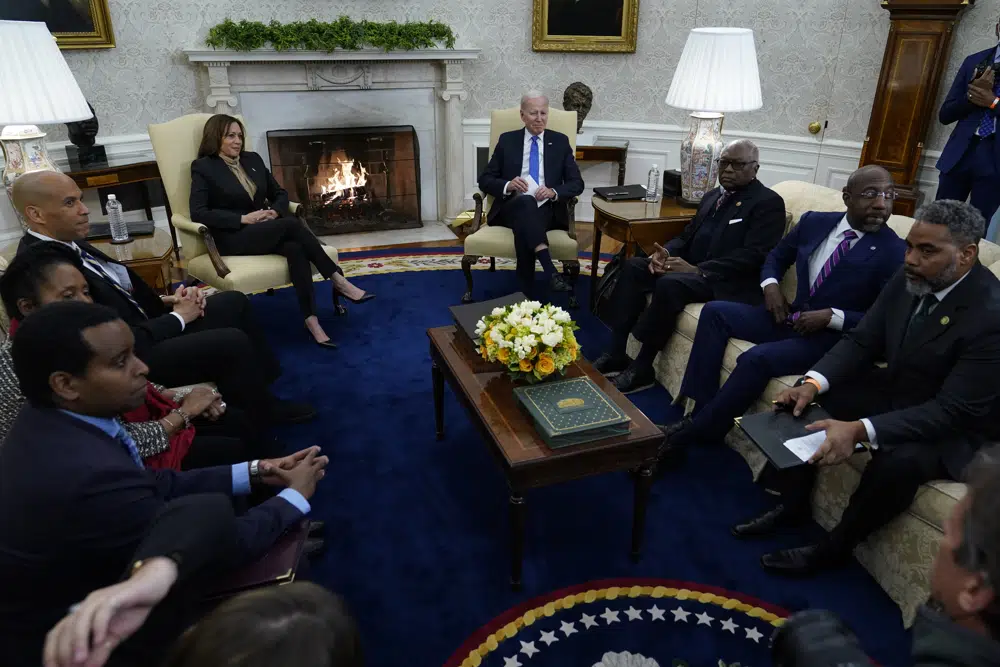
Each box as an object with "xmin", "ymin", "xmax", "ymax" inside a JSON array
[
  {"xmin": 810, "ymin": 230, "xmax": 857, "ymax": 296},
  {"xmin": 714, "ymin": 190, "xmax": 731, "ymax": 213}
]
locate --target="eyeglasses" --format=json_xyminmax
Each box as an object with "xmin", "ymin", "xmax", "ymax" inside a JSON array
[
  {"xmin": 714, "ymin": 159, "xmax": 757, "ymax": 170},
  {"xmin": 856, "ymin": 189, "xmax": 898, "ymax": 201}
]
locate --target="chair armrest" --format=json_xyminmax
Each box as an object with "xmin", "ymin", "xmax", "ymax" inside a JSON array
[
  {"xmin": 289, "ymin": 201, "xmax": 303, "ymax": 218},
  {"xmin": 173, "ymin": 214, "xmax": 231, "ymax": 279},
  {"xmin": 471, "ymin": 193, "xmax": 485, "ymax": 233},
  {"xmin": 565, "ymin": 197, "xmax": 579, "ymax": 240}
]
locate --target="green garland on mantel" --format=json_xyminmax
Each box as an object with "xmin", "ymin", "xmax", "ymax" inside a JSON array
[{"xmin": 205, "ymin": 18, "xmax": 456, "ymax": 52}]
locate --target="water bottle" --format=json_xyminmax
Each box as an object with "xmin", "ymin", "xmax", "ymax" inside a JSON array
[
  {"xmin": 107, "ymin": 194, "xmax": 129, "ymax": 244},
  {"xmin": 645, "ymin": 164, "xmax": 660, "ymax": 202}
]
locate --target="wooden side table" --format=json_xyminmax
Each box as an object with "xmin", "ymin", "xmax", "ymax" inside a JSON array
[
  {"xmin": 89, "ymin": 228, "xmax": 175, "ymax": 295},
  {"xmin": 65, "ymin": 158, "xmax": 179, "ymax": 260},
  {"xmin": 589, "ymin": 196, "xmax": 698, "ymax": 310},
  {"xmin": 576, "ymin": 143, "xmax": 628, "ymax": 186}
]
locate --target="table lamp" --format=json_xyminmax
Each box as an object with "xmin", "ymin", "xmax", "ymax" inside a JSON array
[
  {"xmin": 665, "ymin": 27, "xmax": 762, "ymax": 205},
  {"xmin": 0, "ymin": 20, "xmax": 92, "ymax": 218}
]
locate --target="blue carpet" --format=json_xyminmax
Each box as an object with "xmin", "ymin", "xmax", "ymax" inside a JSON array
[{"xmin": 250, "ymin": 263, "xmax": 911, "ymax": 666}]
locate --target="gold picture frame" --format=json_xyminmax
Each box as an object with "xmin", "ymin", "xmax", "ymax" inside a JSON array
[
  {"xmin": 532, "ymin": 0, "xmax": 638, "ymax": 53},
  {"xmin": 3, "ymin": 0, "xmax": 118, "ymax": 49}
]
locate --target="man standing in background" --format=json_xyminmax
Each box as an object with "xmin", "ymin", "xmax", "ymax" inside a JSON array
[{"xmin": 936, "ymin": 16, "xmax": 1000, "ymax": 236}]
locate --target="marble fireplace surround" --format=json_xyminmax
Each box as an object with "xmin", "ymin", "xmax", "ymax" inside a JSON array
[{"xmin": 184, "ymin": 48, "xmax": 481, "ymax": 223}]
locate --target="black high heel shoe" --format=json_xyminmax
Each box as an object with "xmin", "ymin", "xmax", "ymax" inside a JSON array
[
  {"xmin": 342, "ymin": 291, "xmax": 376, "ymax": 305},
  {"xmin": 305, "ymin": 324, "xmax": 338, "ymax": 349}
]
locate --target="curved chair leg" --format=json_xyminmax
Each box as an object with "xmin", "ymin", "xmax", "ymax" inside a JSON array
[
  {"xmin": 489, "ymin": 257, "xmax": 496, "ymax": 272},
  {"xmin": 462, "ymin": 254, "xmax": 480, "ymax": 303},
  {"xmin": 333, "ymin": 292, "xmax": 347, "ymax": 316},
  {"xmin": 564, "ymin": 260, "xmax": 581, "ymax": 309}
]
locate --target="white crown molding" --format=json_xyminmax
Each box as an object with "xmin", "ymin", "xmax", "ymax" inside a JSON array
[{"xmin": 184, "ymin": 48, "xmax": 481, "ymax": 64}]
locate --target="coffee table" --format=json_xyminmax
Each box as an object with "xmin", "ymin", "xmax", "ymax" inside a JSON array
[{"xmin": 428, "ymin": 325, "xmax": 663, "ymax": 590}]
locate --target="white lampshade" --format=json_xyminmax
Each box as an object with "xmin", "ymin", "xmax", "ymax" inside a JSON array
[
  {"xmin": 666, "ymin": 27, "xmax": 762, "ymax": 113},
  {"xmin": 0, "ymin": 20, "xmax": 91, "ymax": 124}
]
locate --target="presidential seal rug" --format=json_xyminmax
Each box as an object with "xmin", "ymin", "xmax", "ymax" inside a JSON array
[{"xmin": 443, "ymin": 579, "xmax": 786, "ymax": 667}]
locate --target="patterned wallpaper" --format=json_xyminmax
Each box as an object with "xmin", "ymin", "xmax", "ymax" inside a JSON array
[{"xmin": 56, "ymin": 0, "xmax": 1000, "ymax": 150}]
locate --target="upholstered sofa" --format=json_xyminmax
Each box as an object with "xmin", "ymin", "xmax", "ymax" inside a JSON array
[{"xmin": 630, "ymin": 180, "xmax": 1000, "ymax": 625}]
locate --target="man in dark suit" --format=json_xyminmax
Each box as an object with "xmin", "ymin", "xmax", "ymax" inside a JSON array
[
  {"xmin": 594, "ymin": 139, "xmax": 787, "ymax": 394},
  {"xmin": 661, "ymin": 166, "xmax": 906, "ymax": 454},
  {"xmin": 0, "ymin": 301, "xmax": 329, "ymax": 666},
  {"xmin": 936, "ymin": 17, "xmax": 1000, "ymax": 224},
  {"xmin": 42, "ymin": 494, "xmax": 238, "ymax": 667},
  {"xmin": 10, "ymin": 171, "xmax": 313, "ymax": 426},
  {"xmin": 478, "ymin": 91, "xmax": 585, "ymax": 292},
  {"xmin": 737, "ymin": 200, "xmax": 1000, "ymax": 577}
]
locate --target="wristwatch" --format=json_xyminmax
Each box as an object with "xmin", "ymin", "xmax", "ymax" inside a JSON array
[
  {"xmin": 249, "ymin": 459, "xmax": 261, "ymax": 482},
  {"xmin": 793, "ymin": 377, "xmax": 810, "ymax": 387}
]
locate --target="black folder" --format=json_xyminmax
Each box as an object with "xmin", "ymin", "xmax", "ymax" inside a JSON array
[
  {"xmin": 449, "ymin": 291, "xmax": 527, "ymax": 343},
  {"xmin": 734, "ymin": 405, "xmax": 864, "ymax": 469},
  {"xmin": 593, "ymin": 184, "xmax": 648, "ymax": 201}
]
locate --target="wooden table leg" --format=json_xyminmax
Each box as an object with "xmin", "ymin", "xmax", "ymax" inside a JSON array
[
  {"xmin": 630, "ymin": 464, "xmax": 653, "ymax": 563},
  {"xmin": 509, "ymin": 491, "xmax": 526, "ymax": 590},
  {"xmin": 432, "ymin": 359, "xmax": 444, "ymax": 441},
  {"xmin": 589, "ymin": 215, "xmax": 603, "ymax": 311}
]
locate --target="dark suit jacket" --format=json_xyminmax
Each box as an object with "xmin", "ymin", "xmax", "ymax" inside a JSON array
[
  {"xmin": 812, "ymin": 263, "xmax": 1000, "ymax": 476},
  {"xmin": 190, "ymin": 152, "xmax": 291, "ymax": 233},
  {"xmin": 478, "ymin": 128, "xmax": 584, "ymax": 228},
  {"xmin": 760, "ymin": 211, "xmax": 905, "ymax": 331},
  {"xmin": 937, "ymin": 47, "xmax": 1000, "ymax": 174},
  {"xmin": 0, "ymin": 406, "xmax": 302, "ymax": 665},
  {"xmin": 16, "ymin": 234, "xmax": 180, "ymax": 355},
  {"xmin": 664, "ymin": 179, "xmax": 786, "ymax": 304}
]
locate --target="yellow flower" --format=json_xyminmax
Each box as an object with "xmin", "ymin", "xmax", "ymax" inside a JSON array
[
  {"xmin": 570, "ymin": 346, "xmax": 578, "ymax": 360},
  {"xmin": 519, "ymin": 359, "xmax": 533, "ymax": 372},
  {"xmin": 497, "ymin": 347, "xmax": 510, "ymax": 363},
  {"xmin": 479, "ymin": 345, "xmax": 487, "ymax": 358},
  {"xmin": 529, "ymin": 346, "xmax": 538, "ymax": 359},
  {"xmin": 536, "ymin": 353, "xmax": 555, "ymax": 376}
]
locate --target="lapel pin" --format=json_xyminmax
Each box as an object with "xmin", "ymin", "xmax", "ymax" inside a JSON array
[
  {"xmin": 736, "ymin": 201, "xmax": 742, "ymax": 206},
  {"xmin": 940, "ymin": 316, "xmax": 950, "ymax": 326},
  {"xmin": 870, "ymin": 245, "xmax": 876, "ymax": 250}
]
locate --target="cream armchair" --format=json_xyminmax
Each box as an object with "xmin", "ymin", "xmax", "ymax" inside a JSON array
[
  {"xmin": 148, "ymin": 114, "xmax": 341, "ymax": 299},
  {"xmin": 462, "ymin": 108, "xmax": 581, "ymax": 307}
]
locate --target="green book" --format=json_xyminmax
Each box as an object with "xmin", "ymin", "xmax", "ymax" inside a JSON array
[{"xmin": 513, "ymin": 377, "xmax": 631, "ymax": 449}]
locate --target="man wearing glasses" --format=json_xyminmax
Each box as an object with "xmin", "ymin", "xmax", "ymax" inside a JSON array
[
  {"xmin": 594, "ymin": 139, "xmax": 786, "ymax": 394},
  {"xmin": 659, "ymin": 166, "xmax": 905, "ymax": 462}
]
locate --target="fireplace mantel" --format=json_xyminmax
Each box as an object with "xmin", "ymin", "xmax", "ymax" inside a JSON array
[{"xmin": 183, "ymin": 47, "xmax": 481, "ymax": 222}]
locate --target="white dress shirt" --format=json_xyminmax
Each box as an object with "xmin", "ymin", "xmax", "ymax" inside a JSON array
[
  {"xmin": 805, "ymin": 269, "xmax": 972, "ymax": 445},
  {"xmin": 760, "ymin": 215, "xmax": 863, "ymax": 331},
  {"xmin": 25, "ymin": 229, "xmax": 186, "ymax": 330},
  {"xmin": 502, "ymin": 129, "xmax": 555, "ymax": 203}
]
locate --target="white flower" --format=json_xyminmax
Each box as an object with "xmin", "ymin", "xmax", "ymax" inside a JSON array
[
  {"xmin": 551, "ymin": 308, "xmax": 571, "ymax": 323},
  {"xmin": 541, "ymin": 330, "xmax": 563, "ymax": 347},
  {"xmin": 474, "ymin": 318, "xmax": 487, "ymax": 337},
  {"xmin": 491, "ymin": 306, "xmax": 505, "ymax": 316},
  {"xmin": 489, "ymin": 328, "xmax": 505, "ymax": 344}
]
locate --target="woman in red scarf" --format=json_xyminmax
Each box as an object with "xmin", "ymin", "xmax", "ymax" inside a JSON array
[{"xmin": 0, "ymin": 244, "xmax": 277, "ymax": 468}]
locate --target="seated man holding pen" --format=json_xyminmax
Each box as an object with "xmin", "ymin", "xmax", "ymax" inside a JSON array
[
  {"xmin": 737, "ymin": 200, "xmax": 1000, "ymax": 577},
  {"xmin": 592, "ymin": 139, "xmax": 787, "ymax": 394}
]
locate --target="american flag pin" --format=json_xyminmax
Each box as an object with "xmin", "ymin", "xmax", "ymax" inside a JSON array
[{"xmin": 870, "ymin": 245, "xmax": 876, "ymax": 250}]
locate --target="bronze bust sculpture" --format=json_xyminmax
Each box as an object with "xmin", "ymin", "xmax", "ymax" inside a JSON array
[
  {"xmin": 562, "ymin": 82, "xmax": 593, "ymax": 134},
  {"xmin": 66, "ymin": 102, "xmax": 99, "ymax": 149}
]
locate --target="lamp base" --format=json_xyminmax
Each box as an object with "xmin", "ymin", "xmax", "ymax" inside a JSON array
[
  {"xmin": 1, "ymin": 125, "xmax": 60, "ymax": 230},
  {"xmin": 679, "ymin": 112, "xmax": 725, "ymax": 205}
]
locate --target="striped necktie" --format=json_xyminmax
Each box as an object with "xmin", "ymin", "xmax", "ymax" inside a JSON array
[
  {"xmin": 809, "ymin": 230, "xmax": 857, "ymax": 296},
  {"xmin": 77, "ymin": 246, "xmax": 146, "ymax": 317},
  {"xmin": 714, "ymin": 190, "xmax": 731, "ymax": 213}
]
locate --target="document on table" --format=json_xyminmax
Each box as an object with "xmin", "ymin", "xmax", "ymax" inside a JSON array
[
  {"xmin": 782, "ymin": 431, "xmax": 827, "ymax": 462},
  {"xmin": 523, "ymin": 175, "xmax": 546, "ymax": 207}
]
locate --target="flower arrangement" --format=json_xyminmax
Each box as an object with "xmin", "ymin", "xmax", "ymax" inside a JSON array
[{"xmin": 474, "ymin": 300, "xmax": 580, "ymax": 383}]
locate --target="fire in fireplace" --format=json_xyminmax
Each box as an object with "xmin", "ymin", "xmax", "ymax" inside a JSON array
[{"xmin": 267, "ymin": 126, "xmax": 421, "ymax": 236}]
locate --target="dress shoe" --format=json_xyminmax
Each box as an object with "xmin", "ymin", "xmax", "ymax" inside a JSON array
[
  {"xmin": 308, "ymin": 520, "xmax": 325, "ymax": 536},
  {"xmin": 303, "ymin": 537, "xmax": 327, "ymax": 559},
  {"xmin": 731, "ymin": 504, "xmax": 808, "ymax": 538},
  {"xmin": 658, "ymin": 417, "xmax": 693, "ymax": 442},
  {"xmin": 760, "ymin": 543, "xmax": 848, "ymax": 576},
  {"xmin": 549, "ymin": 273, "xmax": 572, "ymax": 292},
  {"xmin": 268, "ymin": 399, "xmax": 317, "ymax": 425},
  {"xmin": 592, "ymin": 352, "xmax": 630, "ymax": 375},
  {"xmin": 611, "ymin": 364, "xmax": 656, "ymax": 394},
  {"xmin": 343, "ymin": 291, "xmax": 376, "ymax": 305}
]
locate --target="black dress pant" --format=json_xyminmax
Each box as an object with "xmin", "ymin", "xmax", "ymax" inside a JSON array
[
  {"xmin": 489, "ymin": 195, "xmax": 557, "ymax": 285},
  {"xmin": 213, "ymin": 217, "xmax": 341, "ymax": 317},
  {"xmin": 764, "ymin": 368, "xmax": 949, "ymax": 553},
  {"xmin": 182, "ymin": 407, "xmax": 284, "ymax": 470},
  {"xmin": 608, "ymin": 256, "xmax": 714, "ymax": 357}
]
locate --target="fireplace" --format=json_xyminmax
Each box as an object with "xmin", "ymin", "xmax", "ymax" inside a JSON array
[{"xmin": 266, "ymin": 126, "xmax": 421, "ymax": 235}]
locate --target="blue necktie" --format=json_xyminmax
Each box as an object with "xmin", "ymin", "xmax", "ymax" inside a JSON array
[
  {"xmin": 977, "ymin": 69, "xmax": 1000, "ymax": 137},
  {"xmin": 78, "ymin": 247, "xmax": 147, "ymax": 317},
  {"xmin": 113, "ymin": 419, "xmax": 145, "ymax": 469},
  {"xmin": 529, "ymin": 136, "xmax": 540, "ymax": 184}
]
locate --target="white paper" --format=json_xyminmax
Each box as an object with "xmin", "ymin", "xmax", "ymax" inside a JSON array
[
  {"xmin": 523, "ymin": 175, "xmax": 546, "ymax": 208},
  {"xmin": 782, "ymin": 431, "xmax": 827, "ymax": 462}
]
